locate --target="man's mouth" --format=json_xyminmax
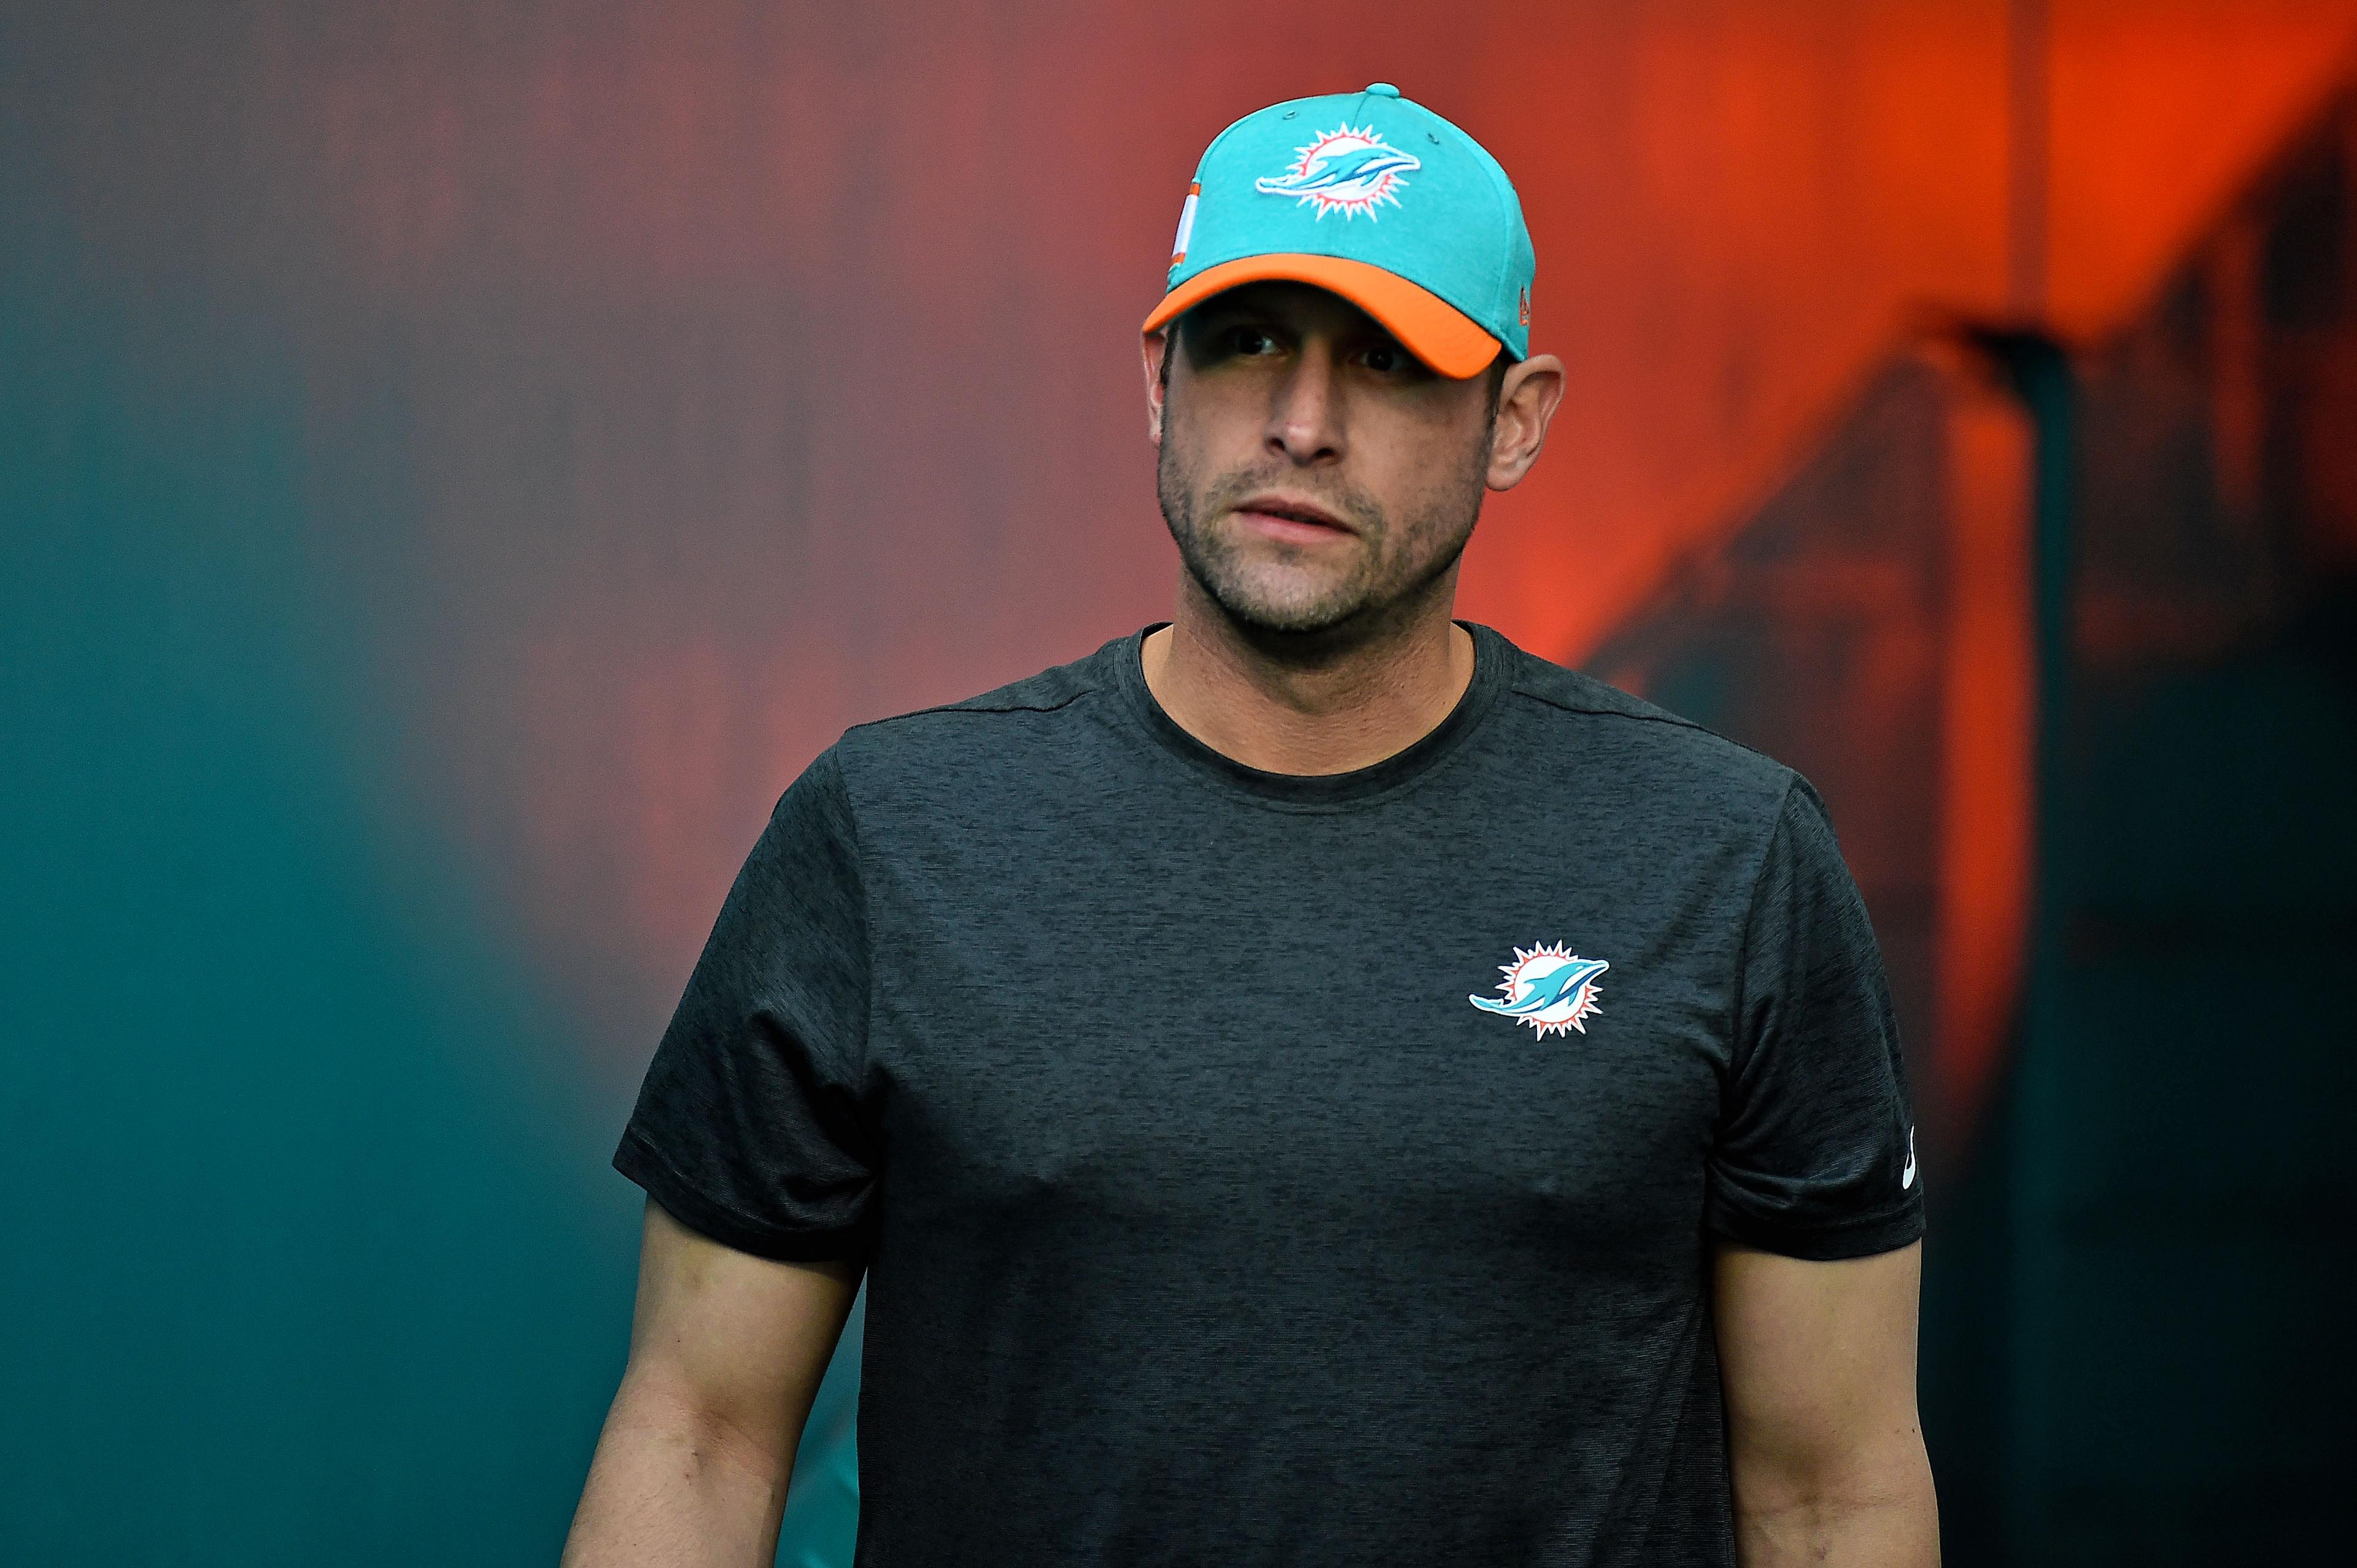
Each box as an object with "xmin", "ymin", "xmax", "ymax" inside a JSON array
[{"xmin": 1231, "ymin": 495, "xmax": 1354, "ymax": 542}]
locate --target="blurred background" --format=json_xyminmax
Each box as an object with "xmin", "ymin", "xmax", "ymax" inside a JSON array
[{"xmin": 4, "ymin": 2, "xmax": 2351, "ymax": 1562}]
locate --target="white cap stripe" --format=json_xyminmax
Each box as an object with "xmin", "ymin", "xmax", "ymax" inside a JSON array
[{"xmin": 1169, "ymin": 184, "xmax": 1201, "ymax": 267}]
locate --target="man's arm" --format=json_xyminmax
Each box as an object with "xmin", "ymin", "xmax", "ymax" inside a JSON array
[
  {"xmin": 561, "ymin": 1197, "xmax": 862, "ymax": 1568},
  {"xmin": 1713, "ymin": 1240, "xmax": 1938, "ymax": 1567}
]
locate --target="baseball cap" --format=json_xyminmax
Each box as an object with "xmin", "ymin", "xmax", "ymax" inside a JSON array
[{"xmin": 1142, "ymin": 82, "xmax": 1535, "ymax": 379}]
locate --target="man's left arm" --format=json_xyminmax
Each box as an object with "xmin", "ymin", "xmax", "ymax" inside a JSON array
[{"xmin": 1713, "ymin": 1239, "xmax": 1938, "ymax": 1567}]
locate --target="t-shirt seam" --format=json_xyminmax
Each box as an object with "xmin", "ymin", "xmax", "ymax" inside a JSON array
[
  {"xmin": 1124, "ymin": 717, "xmax": 1496, "ymax": 815},
  {"xmin": 1503, "ymin": 683, "xmax": 1783, "ymax": 771},
  {"xmin": 617, "ymin": 1124, "xmax": 824, "ymax": 1252},
  {"xmin": 1112, "ymin": 630, "xmax": 1510, "ymax": 816},
  {"xmin": 817, "ymin": 746, "xmax": 878, "ymax": 1096},
  {"xmin": 1707, "ymin": 1195, "xmax": 1925, "ymax": 1256},
  {"xmin": 1724, "ymin": 774, "xmax": 1802, "ymax": 1087},
  {"xmin": 1709, "ymin": 1190, "xmax": 1922, "ymax": 1235},
  {"xmin": 842, "ymin": 684, "xmax": 1101, "ymax": 735}
]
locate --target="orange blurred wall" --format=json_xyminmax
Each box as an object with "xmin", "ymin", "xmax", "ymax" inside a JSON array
[
  {"xmin": 1463, "ymin": 0, "xmax": 2357, "ymax": 665},
  {"xmin": 138, "ymin": 1, "xmax": 2353, "ymax": 1045}
]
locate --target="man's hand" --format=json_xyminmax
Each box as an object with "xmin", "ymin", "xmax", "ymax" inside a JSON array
[
  {"xmin": 561, "ymin": 1199, "xmax": 862, "ymax": 1568},
  {"xmin": 1714, "ymin": 1240, "xmax": 1939, "ymax": 1566}
]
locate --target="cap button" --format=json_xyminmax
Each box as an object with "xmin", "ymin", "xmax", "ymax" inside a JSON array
[{"xmin": 1364, "ymin": 82, "xmax": 1401, "ymax": 98}]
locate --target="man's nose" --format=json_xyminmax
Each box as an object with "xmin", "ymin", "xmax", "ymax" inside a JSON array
[{"xmin": 1265, "ymin": 340, "xmax": 1345, "ymax": 465}]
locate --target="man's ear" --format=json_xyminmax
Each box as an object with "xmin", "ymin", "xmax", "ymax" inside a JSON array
[
  {"xmin": 1142, "ymin": 330, "xmax": 1171, "ymax": 446},
  {"xmin": 1485, "ymin": 352, "xmax": 1566, "ymax": 492}
]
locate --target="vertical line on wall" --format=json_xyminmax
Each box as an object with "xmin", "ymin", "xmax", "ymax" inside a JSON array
[{"xmin": 2008, "ymin": 0, "xmax": 2051, "ymax": 320}]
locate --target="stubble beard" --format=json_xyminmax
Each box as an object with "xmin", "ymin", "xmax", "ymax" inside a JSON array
[{"xmin": 1155, "ymin": 413, "xmax": 1493, "ymax": 647}]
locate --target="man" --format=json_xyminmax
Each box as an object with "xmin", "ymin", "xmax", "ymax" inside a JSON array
[{"xmin": 563, "ymin": 83, "xmax": 1938, "ymax": 1567}]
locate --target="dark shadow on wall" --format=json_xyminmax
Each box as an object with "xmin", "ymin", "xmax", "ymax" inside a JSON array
[{"xmin": 1585, "ymin": 80, "xmax": 2357, "ymax": 1568}]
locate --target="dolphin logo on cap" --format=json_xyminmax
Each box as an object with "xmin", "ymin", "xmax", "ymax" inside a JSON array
[{"xmin": 1255, "ymin": 125, "xmax": 1420, "ymax": 220}]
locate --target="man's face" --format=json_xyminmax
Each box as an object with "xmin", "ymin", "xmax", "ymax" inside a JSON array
[{"xmin": 1150, "ymin": 282, "xmax": 1500, "ymax": 641}]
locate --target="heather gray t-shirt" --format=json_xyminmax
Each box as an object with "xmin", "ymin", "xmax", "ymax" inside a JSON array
[{"xmin": 615, "ymin": 621, "xmax": 1923, "ymax": 1567}]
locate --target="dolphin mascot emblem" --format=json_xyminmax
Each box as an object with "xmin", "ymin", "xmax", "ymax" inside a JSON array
[
  {"xmin": 1469, "ymin": 948, "xmax": 1609, "ymax": 1038},
  {"xmin": 1255, "ymin": 131, "xmax": 1420, "ymax": 218}
]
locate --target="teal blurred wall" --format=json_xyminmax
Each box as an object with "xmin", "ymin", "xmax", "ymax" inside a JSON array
[
  {"xmin": 0, "ymin": 7, "xmax": 892, "ymax": 1559},
  {"xmin": 0, "ymin": 182, "xmax": 635, "ymax": 1556}
]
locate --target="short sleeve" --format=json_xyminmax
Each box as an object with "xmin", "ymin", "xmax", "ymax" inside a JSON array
[
  {"xmin": 1706, "ymin": 777, "xmax": 1924, "ymax": 1260},
  {"xmin": 613, "ymin": 744, "xmax": 878, "ymax": 1262}
]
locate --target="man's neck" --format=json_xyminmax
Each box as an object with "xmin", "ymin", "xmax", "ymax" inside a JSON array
[{"xmin": 1140, "ymin": 591, "xmax": 1476, "ymax": 777}]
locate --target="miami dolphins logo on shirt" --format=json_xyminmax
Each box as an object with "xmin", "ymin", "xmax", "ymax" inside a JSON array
[
  {"xmin": 1254, "ymin": 123, "xmax": 1419, "ymax": 221},
  {"xmin": 1469, "ymin": 943, "xmax": 1609, "ymax": 1038}
]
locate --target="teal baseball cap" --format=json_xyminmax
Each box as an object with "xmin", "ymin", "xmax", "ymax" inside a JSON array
[{"xmin": 1142, "ymin": 82, "xmax": 1535, "ymax": 379}]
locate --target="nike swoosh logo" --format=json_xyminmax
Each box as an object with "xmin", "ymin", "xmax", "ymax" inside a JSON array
[{"xmin": 1901, "ymin": 1127, "xmax": 1918, "ymax": 1189}]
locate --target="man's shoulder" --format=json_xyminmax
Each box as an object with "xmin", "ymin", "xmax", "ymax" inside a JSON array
[
  {"xmin": 831, "ymin": 634, "xmax": 1127, "ymax": 773},
  {"xmin": 1486, "ymin": 629, "xmax": 1795, "ymax": 800}
]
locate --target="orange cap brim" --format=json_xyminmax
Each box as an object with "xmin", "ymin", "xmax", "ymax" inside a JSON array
[{"xmin": 1140, "ymin": 255, "xmax": 1502, "ymax": 380}]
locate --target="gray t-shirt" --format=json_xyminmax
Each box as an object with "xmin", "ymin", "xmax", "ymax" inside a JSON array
[{"xmin": 615, "ymin": 620, "xmax": 1922, "ymax": 1567}]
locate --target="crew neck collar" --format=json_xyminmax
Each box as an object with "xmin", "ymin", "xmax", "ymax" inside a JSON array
[{"xmin": 1110, "ymin": 620, "xmax": 1509, "ymax": 808}]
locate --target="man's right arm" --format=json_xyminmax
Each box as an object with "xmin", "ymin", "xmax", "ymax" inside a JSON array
[{"xmin": 561, "ymin": 1197, "xmax": 863, "ymax": 1568}]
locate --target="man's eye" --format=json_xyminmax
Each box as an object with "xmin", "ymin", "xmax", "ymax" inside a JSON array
[
  {"xmin": 1363, "ymin": 344, "xmax": 1405, "ymax": 373},
  {"xmin": 1229, "ymin": 326, "xmax": 1279, "ymax": 356}
]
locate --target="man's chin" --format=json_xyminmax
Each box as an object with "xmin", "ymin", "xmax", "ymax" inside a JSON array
[
  {"xmin": 1169, "ymin": 525, "xmax": 1380, "ymax": 636},
  {"xmin": 1197, "ymin": 573, "xmax": 1373, "ymax": 639}
]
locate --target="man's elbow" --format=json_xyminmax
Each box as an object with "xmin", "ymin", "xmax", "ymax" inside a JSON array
[
  {"xmin": 608, "ymin": 1361, "xmax": 797, "ymax": 1485},
  {"xmin": 1731, "ymin": 1431, "xmax": 1940, "ymax": 1566},
  {"xmin": 560, "ymin": 1373, "xmax": 795, "ymax": 1568}
]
